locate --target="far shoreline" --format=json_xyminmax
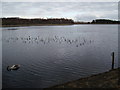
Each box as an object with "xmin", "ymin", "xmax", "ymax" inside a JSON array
[
  {"xmin": 1, "ymin": 23, "xmax": 119, "ymax": 27},
  {"xmin": 0, "ymin": 24, "xmax": 74, "ymax": 27}
]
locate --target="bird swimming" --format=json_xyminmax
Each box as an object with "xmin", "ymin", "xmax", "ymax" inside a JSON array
[{"xmin": 7, "ymin": 64, "xmax": 20, "ymax": 71}]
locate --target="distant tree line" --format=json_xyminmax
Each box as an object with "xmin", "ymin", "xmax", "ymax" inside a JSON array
[
  {"xmin": 74, "ymin": 19, "xmax": 120, "ymax": 24},
  {"xmin": 1, "ymin": 17, "xmax": 74, "ymax": 25},
  {"xmin": 91, "ymin": 19, "xmax": 120, "ymax": 24},
  {"xmin": 1, "ymin": 18, "xmax": 120, "ymax": 26}
]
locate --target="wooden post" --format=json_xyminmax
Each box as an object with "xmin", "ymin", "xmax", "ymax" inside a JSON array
[{"xmin": 111, "ymin": 52, "xmax": 115, "ymax": 70}]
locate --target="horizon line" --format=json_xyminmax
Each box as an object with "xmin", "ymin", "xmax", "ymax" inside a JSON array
[{"xmin": 1, "ymin": 17, "xmax": 119, "ymax": 22}]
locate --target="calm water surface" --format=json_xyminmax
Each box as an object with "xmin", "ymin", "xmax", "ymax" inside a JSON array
[{"xmin": 2, "ymin": 25, "xmax": 118, "ymax": 88}]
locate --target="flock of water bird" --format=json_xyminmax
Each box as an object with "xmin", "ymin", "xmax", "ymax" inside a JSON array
[{"xmin": 4, "ymin": 35, "xmax": 94, "ymax": 47}]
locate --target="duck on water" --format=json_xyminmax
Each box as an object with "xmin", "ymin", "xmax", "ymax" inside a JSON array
[{"xmin": 7, "ymin": 64, "xmax": 20, "ymax": 71}]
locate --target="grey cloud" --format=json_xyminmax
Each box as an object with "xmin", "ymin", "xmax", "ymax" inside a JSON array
[{"xmin": 1, "ymin": 2, "xmax": 118, "ymax": 21}]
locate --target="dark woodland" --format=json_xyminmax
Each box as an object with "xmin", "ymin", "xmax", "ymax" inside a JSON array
[{"xmin": 1, "ymin": 17, "xmax": 120, "ymax": 26}]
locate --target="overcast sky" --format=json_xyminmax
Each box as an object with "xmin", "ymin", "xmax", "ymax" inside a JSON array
[{"xmin": 1, "ymin": 2, "xmax": 118, "ymax": 21}]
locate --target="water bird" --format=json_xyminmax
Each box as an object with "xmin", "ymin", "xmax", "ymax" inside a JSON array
[
  {"xmin": 28, "ymin": 36, "xmax": 31, "ymax": 40},
  {"xmin": 90, "ymin": 40, "xmax": 92, "ymax": 43},
  {"xmin": 7, "ymin": 64, "xmax": 20, "ymax": 71},
  {"xmin": 23, "ymin": 41, "xmax": 27, "ymax": 43},
  {"xmin": 76, "ymin": 45, "xmax": 78, "ymax": 47},
  {"xmin": 84, "ymin": 39, "xmax": 86, "ymax": 43}
]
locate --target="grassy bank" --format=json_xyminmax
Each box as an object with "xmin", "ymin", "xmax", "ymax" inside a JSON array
[{"xmin": 49, "ymin": 68, "xmax": 119, "ymax": 88}]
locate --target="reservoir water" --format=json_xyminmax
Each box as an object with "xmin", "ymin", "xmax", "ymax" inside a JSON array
[{"xmin": 2, "ymin": 25, "xmax": 118, "ymax": 88}]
